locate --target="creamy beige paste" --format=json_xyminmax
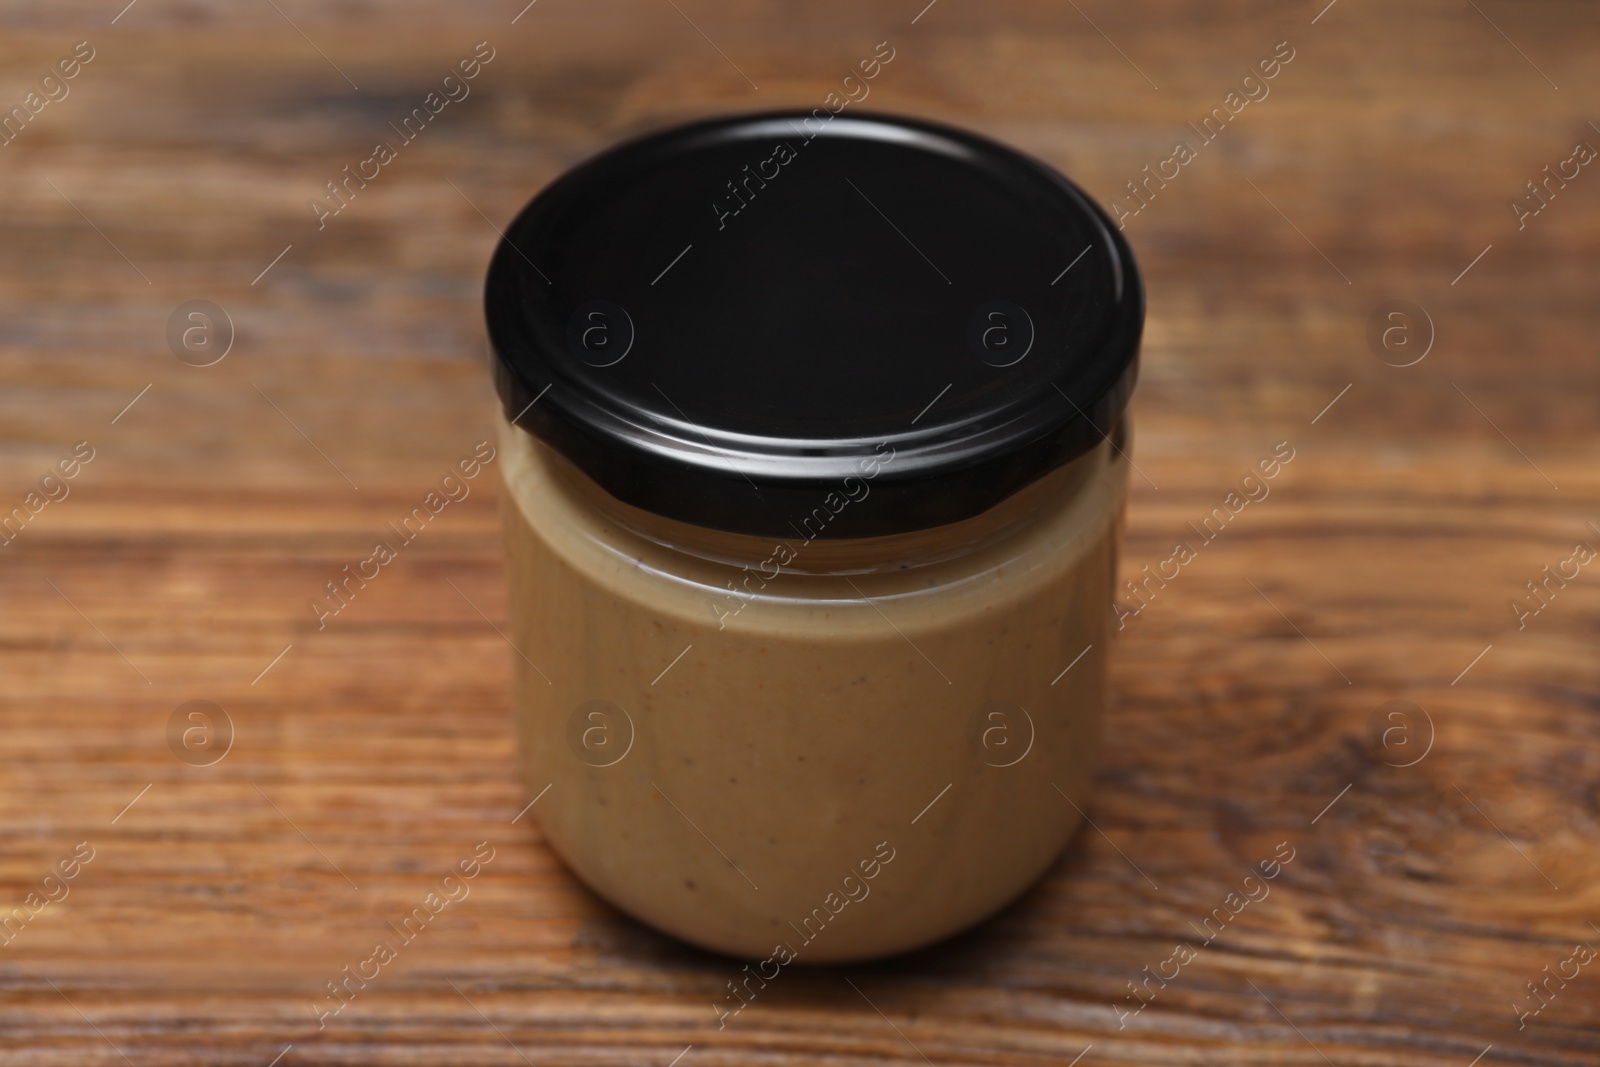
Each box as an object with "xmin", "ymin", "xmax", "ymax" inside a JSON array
[{"xmin": 501, "ymin": 415, "xmax": 1127, "ymax": 961}]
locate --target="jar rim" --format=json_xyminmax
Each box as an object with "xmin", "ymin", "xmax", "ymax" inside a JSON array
[{"xmin": 519, "ymin": 426, "xmax": 1118, "ymax": 578}]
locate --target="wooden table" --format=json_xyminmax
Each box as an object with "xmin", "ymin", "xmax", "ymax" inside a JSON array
[{"xmin": 3, "ymin": 1, "xmax": 1598, "ymax": 1063}]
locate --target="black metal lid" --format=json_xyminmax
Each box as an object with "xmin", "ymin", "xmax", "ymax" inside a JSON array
[{"xmin": 486, "ymin": 110, "xmax": 1142, "ymax": 539}]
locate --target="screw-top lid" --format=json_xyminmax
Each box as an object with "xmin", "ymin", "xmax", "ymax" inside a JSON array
[{"xmin": 486, "ymin": 111, "xmax": 1142, "ymax": 539}]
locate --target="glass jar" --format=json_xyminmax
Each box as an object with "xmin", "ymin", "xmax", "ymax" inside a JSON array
[{"xmin": 485, "ymin": 112, "xmax": 1142, "ymax": 962}]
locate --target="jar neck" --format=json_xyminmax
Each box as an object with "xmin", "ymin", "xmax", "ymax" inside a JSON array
[{"xmin": 531, "ymin": 427, "xmax": 1119, "ymax": 577}]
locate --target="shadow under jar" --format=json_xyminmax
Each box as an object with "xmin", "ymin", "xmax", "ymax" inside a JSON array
[{"xmin": 485, "ymin": 111, "xmax": 1142, "ymax": 963}]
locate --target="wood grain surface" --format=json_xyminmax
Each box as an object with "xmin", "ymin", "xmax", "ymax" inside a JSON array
[{"xmin": 3, "ymin": 0, "xmax": 1599, "ymax": 1063}]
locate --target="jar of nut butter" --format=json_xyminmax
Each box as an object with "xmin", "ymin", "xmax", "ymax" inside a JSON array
[{"xmin": 486, "ymin": 112, "xmax": 1142, "ymax": 963}]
